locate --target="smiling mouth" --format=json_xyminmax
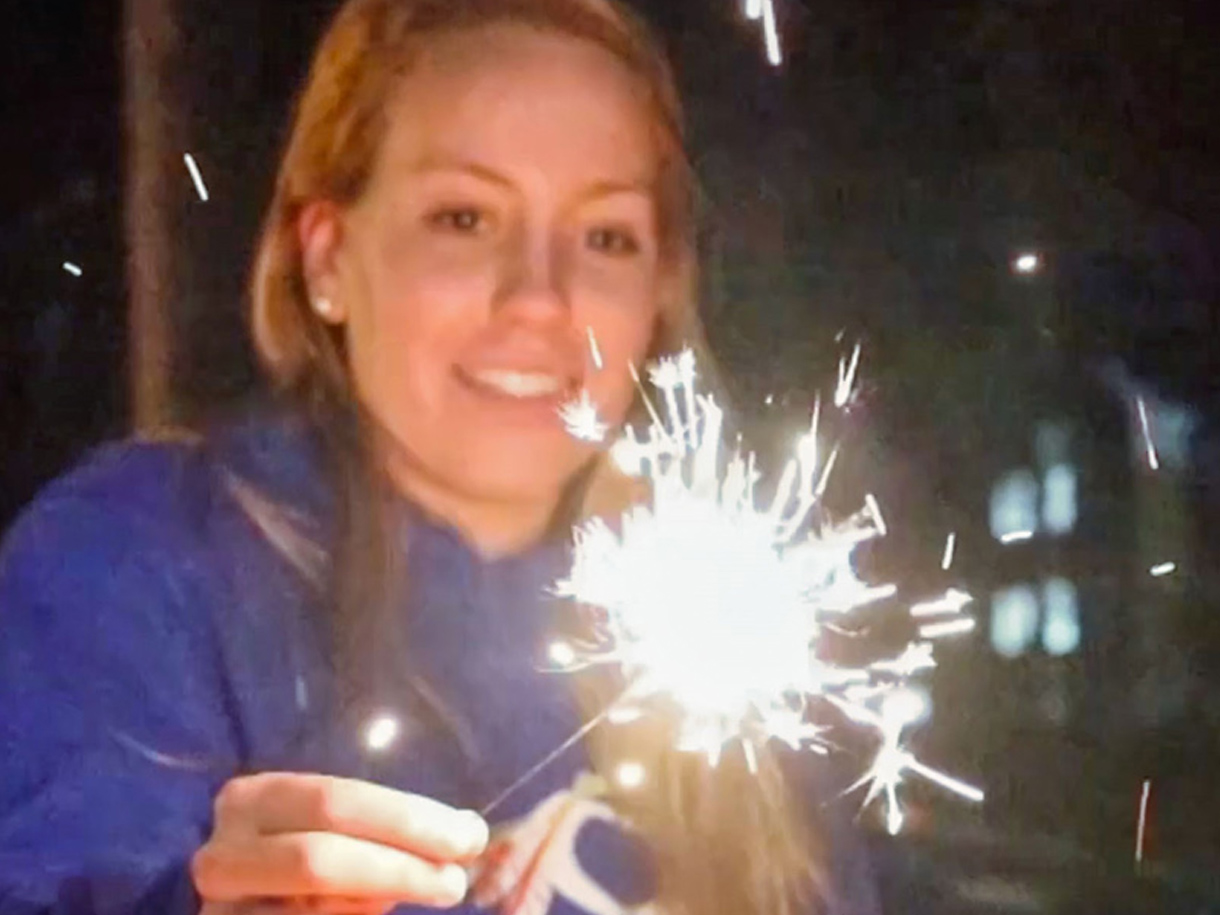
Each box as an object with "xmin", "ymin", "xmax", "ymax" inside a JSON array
[{"xmin": 461, "ymin": 367, "xmax": 578, "ymax": 401}]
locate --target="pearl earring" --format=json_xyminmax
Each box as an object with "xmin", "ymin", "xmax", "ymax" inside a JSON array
[{"xmin": 313, "ymin": 296, "xmax": 335, "ymax": 318}]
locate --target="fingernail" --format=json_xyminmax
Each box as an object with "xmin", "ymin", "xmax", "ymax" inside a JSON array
[
  {"xmin": 460, "ymin": 810, "xmax": 490, "ymax": 856},
  {"xmin": 439, "ymin": 863, "xmax": 469, "ymax": 904}
]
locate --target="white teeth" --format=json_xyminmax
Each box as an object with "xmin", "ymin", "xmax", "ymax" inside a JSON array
[{"xmin": 470, "ymin": 369, "xmax": 567, "ymax": 398}]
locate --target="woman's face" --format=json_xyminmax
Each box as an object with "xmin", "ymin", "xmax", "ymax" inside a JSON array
[{"xmin": 303, "ymin": 24, "xmax": 672, "ymax": 533}]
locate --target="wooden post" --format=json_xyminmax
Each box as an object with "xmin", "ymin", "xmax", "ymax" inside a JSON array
[{"xmin": 123, "ymin": 0, "xmax": 181, "ymax": 431}]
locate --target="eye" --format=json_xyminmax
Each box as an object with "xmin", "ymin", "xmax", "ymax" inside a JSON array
[
  {"xmin": 426, "ymin": 206, "xmax": 488, "ymax": 235},
  {"xmin": 586, "ymin": 225, "xmax": 642, "ymax": 257}
]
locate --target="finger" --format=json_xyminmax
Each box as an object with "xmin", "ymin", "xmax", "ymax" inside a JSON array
[
  {"xmin": 285, "ymin": 897, "xmax": 401, "ymax": 915},
  {"xmin": 216, "ymin": 774, "xmax": 488, "ymax": 861},
  {"xmin": 193, "ymin": 831, "xmax": 469, "ymax": 907}
]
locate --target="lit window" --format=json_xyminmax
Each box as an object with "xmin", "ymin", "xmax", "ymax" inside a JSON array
[
  {"xmin": 1035, "ymin": 421, "xmax": 1071, "ymax": 467},
  {"xmin": 990, "ymin": 469, "xmax": 1039, "ymax": 541},
  {"xmin": 990, "ymin": 585, "xmax": 1040, "ymax": 657},
  {"xmin": 1041, "ymin": 463, "xmax": 1078, "ymax": 535},
  {"xmin": 1041, "ymin": 578, "xmax": 1081, "ymax": 656}
]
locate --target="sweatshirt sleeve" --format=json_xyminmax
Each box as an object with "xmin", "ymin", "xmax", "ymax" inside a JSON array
[{"xmin": 0, "ymin": 447, "xmax": 240, "ymax": 915}]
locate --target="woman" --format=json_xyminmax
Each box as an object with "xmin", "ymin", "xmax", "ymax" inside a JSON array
[{"xmin": 0, "ymin": 2, "xmax": 879, "ymax": 914}]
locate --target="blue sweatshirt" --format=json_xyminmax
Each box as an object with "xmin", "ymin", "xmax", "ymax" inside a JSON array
[{"xmin": 0, "ymin": 412, "xmax": 880, "ymax": 915}]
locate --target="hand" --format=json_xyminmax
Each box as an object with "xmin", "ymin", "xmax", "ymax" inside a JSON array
[{"xmin": 193, "ymin": 773, "xmax": 489, "ymax": 915}]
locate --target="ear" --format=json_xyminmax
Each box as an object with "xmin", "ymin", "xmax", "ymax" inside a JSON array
[{"xmin": 298, "ymin": 200, "xmax": 349, "ymax": 325}]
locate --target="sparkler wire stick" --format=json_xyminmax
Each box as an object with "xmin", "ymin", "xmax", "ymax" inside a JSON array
[{"xmin": 481, "ymin": 699, "xmax": 618, "ymax": 817}]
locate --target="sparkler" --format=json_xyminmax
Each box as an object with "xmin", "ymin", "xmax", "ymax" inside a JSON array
[
  {"xmin": 183, "ymin": 152, "xmax": 210, "ymax": 203},
  {"xmin": 546, "ymin": 347, "xmax": 982, "ymax": 831},
  {"xmin": 1136, "ymin": 396, "xmax": 1159, "ymax": 471},
  {"xmin": 941, "ymin": 532, "xmax": 956, "ymax": 571},
  {"xmin": 742, "ymin": 0, "xmax": 783, "ymax": 67}
]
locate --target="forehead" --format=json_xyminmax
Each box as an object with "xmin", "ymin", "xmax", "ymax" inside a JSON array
[{"xmin": 375, "ymin": 24, "xmax": 661, "ymax": 187}]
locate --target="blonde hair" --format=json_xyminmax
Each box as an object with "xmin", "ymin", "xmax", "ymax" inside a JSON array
[{"xmin": 244, "ymin": 2, "xmax": 822, "ymax": 913}]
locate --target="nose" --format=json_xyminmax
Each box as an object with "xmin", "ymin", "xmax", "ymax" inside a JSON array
[{"xmin": 493, "ymin": 223, "xmax": 570, "ymax": 325}]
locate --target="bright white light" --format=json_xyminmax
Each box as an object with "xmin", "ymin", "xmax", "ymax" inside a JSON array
[
  {"xmin": 1013, "ymin": 252, "xmax": 1041, "ymax": 275},
  {"xmin": 835, "ymin": 343, "xmax": 863, "ymax": 408},
  {"xmin": 547, "ymin": 640, "xmax": 578, "ymax": 668},
  {"xmin": 553, "ymin": 347, "xmax": 980, "ymax": 831},
  {"xmin": 910, "ymin": 588, "xmax": 973, "ymax": 618},
  {"xmin": 607, "ymin": 705, "xmax": 643, "ymax": 725},
  {"xmin": 1000, "ymin": 530, "xmax": 1034, "ymax": 545},
  {"xmin": 760, "ymin": 0, "xmax": 782, "ymax": 66},
  {"xmin": 1150, "ymin": 562, "xmax": 1177, "ymax": 578},
  {"xmin": 614, "ymin": 761, "xmax": 647, "ymax": 790},
  {"xmin": 183, "ymin": 153, "xmax": 209, "ymax": 202},
  {"xmin": 363, "ymin": 713, "xmax": 400, "ymax": 753},
  {"xmin": 941, "ymin": 532, "xmax": 957, "ymax": 571},
  {"xmin": 62, "ymin": 262, "xmax": 82, "ymax": 277},
  {"xmin": 882, "ymin": 686, "xmax": 932, "ymax": 727},
  {"xmin": 558, "ymin": 390, "xmax": 609, "ymax": 443},
  {"xmin": 918, "ymin": 617, "xmax": 976, "ymax": 640}
]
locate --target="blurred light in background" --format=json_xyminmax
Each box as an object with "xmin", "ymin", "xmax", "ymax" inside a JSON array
[
  {"xmin": 1012, "ymin": 251, "xmax": 1042, "ymax": 275},
  {"xmin": 1041, "ymin": 578, "xmax": 1081, "ymax": 656},
  {"xmin": 1041, "ymin": 464, "xmax": 1078, "ymax": 535},
  {"xmin": 991, "ymin": 584, "xmax": 1040, "ymax": 658},
  {"xmin": 990, "ymin": 469, "xmax": 1039, "ymax": 541}
]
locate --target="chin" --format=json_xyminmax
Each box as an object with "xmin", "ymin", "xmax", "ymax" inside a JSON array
[{"xmin": 453, "ymin": 444, "xmax": 591, "ymax": 511}]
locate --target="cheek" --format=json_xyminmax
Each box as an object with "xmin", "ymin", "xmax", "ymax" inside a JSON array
[
  {"xmin": 345, "ymin": 267, "xmax": 487, "ymax": 415},
  {"xmin": 584, "ymin": 304, "xmax": 660, "ymax": 423}
]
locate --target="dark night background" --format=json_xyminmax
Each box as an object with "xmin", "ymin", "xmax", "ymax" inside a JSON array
[{"xmin": 4, "ymin": 1, "xmax": 1220, "ymax": 911}]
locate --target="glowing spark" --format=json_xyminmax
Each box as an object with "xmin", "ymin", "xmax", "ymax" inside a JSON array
[
  {"xmin": 760, "ymin": 0, "xmax": 782, "ymax": 66},
  {"xmin": 363, "ymin": 713, "xmax": 401, "ymax": 753},
  {"xmin": 62, "ymin": 262, "xmax": 82, "ymax": 277},
  {"xmin": 183, "ymin": 153, "xmax": 210, "ymax": 202},
  {"xmin": 1135, "ymin": 779, "xmax": 1151, "ymax": 868},
  {"xmin": 547, "ymin": 347, "xmax": 980, "ymax": 831},
  {"xmin": 871, "ymin": 643, "xmax": 936, "ymax": 677},
  {"xmin": 1000, "ymin": 530, "xmax": 1034, "ymax": 545},
  {"xmin": 1013, "ymin": 252, "xmax": 1041, "ymax": 275},
  {"xmin": 882, "ymin": 687, "xmax": 930, "ymax": 727},
  {"xmin": 615, "ymin": 761, "xmax": 647, "ymax": 790},
  {"xmin": 1150, "ymin": 562, "xmax": 1177, "ymax": 578},
  {"xmin": 607, "ymin": 705, "xmax": 643, "ymax": 725},
  {"xmin": 840, "ymin": 699, "xmax": 983, "ymax": 834},
  {"xmin": 917, "ymin": 617, "xmax": 976, "ymax": 640},
  {"xmin": 864, "ymin": 493, "xmax": 887, "ymax": 538},
  {"xmin": 835, "ymin": 342, "xmax": 863, "ymax": 408},
  {"xmin": 1136, "ymin": 397, "xmax": 1159, "ymax": 470},
  {"xmin": 547, "ymin": 640, "xmax": 579, "ymax": 669},
  {"xmin": 586, "ymin": 327, "xmax": 603, "ymax": 370},
  {"xmin": 765, "ymin": 394, "xmax": 775, "ymax": 406},
  {"xmin": 910, "ymin": 588, "xmax": 973, "ymax": 618},
  {"xmin": 941, "ymin": 532, "xmax": 956, "ymax": 571},
  {"xmin": 559, "ymin": 390, "xmax": 609, "ymax": 443}
]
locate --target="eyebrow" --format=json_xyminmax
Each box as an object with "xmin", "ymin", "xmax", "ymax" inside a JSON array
[{"xmin": 407, "ymin": 156, "xmax": 654, "ymax": 204}]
